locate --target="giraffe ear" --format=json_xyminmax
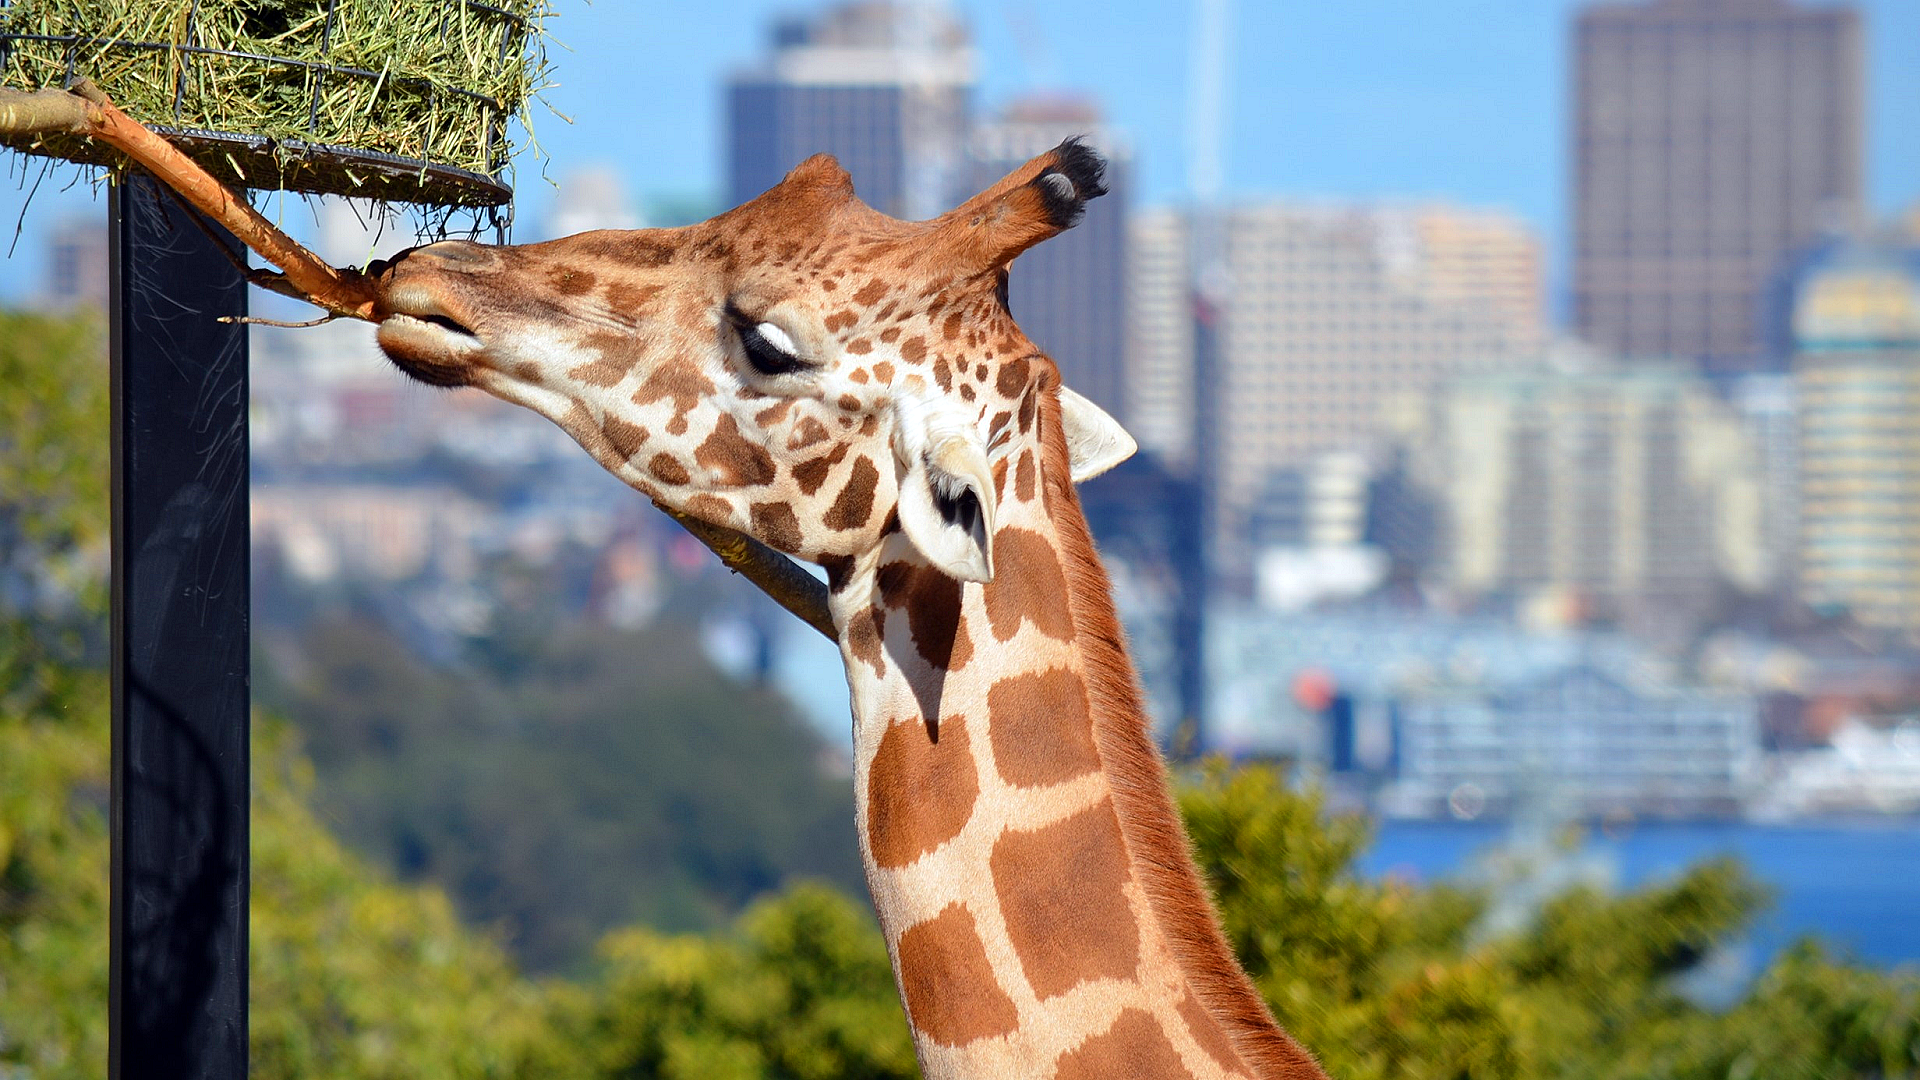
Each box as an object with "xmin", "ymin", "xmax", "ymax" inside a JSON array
[
  {"xmin": 1059, "ymin": 385, "xmax": 1136, "ymax": 483},
  {"xmin": 892, "ymin": 397, "xmax": 998, "ymax": 583},
  {"xmin": 938, "ymin": 137, "xmax": 1109, "ymax": 271}
]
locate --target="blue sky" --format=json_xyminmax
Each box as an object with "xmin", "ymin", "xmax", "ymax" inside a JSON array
[{"xmin": 1, "ymin": 0, "xmax": 1913, "ymax": 303}]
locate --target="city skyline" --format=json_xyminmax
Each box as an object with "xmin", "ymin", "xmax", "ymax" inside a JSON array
[{"xmin": 0, "ymin": 0, "xmax": 1913, "ymax": 304}]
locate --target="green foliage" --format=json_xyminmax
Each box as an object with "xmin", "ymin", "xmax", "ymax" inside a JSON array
[
  {"xmin": 0, "ymin": 309, "xmax": 108, "ymax": 622},
  {"xmin": 250, "ymin": 718, "xmax": 555, "ymax": 1080},
  {"xmin": 0, "ymin": 639, "xmax": 110, "ymax": 1078},
  {"xmin": 0, "ymin": 307, "xmax": 112, "ymax": 1079},
  {"xmin": 532, "ymin": 884, "xmax": 916, "ymax": 1080},
  {"xmin": 258, "ymin": 610, "xmax": 864, "ymax": 971},
  {"xmin": 0, "ymin": 310, "xmax": 107, "ymax": 552},
  {"xmin": 1180, "ymin": 763, "xmax": 1920, "ymax": 1080}
]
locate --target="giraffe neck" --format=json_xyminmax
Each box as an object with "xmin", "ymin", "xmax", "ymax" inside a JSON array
[{"xmin": 828, "ymin": 398, "xmax": 1326, "ymax": 1080}]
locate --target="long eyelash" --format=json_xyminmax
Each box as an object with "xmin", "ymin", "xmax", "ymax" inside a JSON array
[{"xmin": 725, "ymin": 302, "xmax": 809, "ymax": 376}]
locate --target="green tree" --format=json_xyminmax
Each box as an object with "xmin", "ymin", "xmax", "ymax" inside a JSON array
[
  {"xmin": 1181, "ymin": 763, "xmax": 1920, "ymax": 1080},
  {"xmin": 532, "ymin": 883, "xmax": 915, "ymax": 1080}
]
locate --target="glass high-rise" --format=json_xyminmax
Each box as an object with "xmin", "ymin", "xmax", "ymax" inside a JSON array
[
  {"xmin": 1571, "ymin": 0, "xmax": 1863, "ymax": 374},
  {"xmin": 727, "ymin": 2, "xmax": 973, "ymax": 221}
]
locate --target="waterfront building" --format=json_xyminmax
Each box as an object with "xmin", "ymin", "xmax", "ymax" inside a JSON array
[
  {"xmin": 1205, "ymin": 607, "xmax": 1635, "ymax": 763},
  {"xmin": 726, "ymin": 1, "xmax": 973, "ymax": 220},
  {"xmin": 1391, "ymin": 357, "xmax": 1770, "ymax": 614},
  {"xmin": 1571, "ymin": 0, "xmax": 1863, "ymax": 374},
  {"xmin": 966, "ymin": 95, "xmax": 1130, "ymax": 420},
  {"xmin": 1385, "ymin": 661, "xmax": 1762, "ymax": 819},
  {"xmin": 1791, "ymin": 231, "xmax": 1920, "ymax": 633}
]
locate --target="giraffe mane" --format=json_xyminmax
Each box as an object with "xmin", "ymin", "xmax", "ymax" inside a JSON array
[{"xmin": 1033, "ymin": 377, "xmax": 1327, "ymax": 1080}]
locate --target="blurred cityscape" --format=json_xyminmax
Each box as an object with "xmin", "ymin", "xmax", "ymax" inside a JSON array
[{"xmin": 35, "ymin": 0, "xmax": 1920, "ymax": 825}]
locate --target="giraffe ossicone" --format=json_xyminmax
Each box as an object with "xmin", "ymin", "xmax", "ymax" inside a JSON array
[{"xmin": 369, "ymin": 138, "xmax": 1327, "ymax": 1080}]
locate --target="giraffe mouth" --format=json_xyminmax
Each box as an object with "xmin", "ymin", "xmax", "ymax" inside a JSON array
[{"xmin": 375, "ymin": 283, "xmax": 486, "ymax": 386}]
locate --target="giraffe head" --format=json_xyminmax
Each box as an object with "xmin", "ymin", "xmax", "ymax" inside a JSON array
[{"xmin": 371, "ymin": 139, "xmax": 1133, "ymax": 582}]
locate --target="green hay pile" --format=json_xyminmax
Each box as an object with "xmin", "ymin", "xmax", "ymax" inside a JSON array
[{"xmin": 0, "ymin": 0, "xmax": 551, "ymax": 207}]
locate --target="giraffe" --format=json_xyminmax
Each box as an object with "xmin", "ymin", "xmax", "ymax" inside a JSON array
[{"xmin": 368, "ymin": 138, "xmax": 1328, "ymax": 1080}]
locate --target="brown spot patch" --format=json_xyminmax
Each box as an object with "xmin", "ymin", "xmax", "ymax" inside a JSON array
[
  {"xmin": 648, "ymin": 453, "xmax": 690, "ymax": 485},
  {"xmin": 873, "ymin": 361, "xmax": 895, "ymax": 383},
  {"xmin": 552, "ymin": 268, "xmax": 596, "ymax": 295},
  {"xmin": 788, "ymin": 415, "xmax": 831, "ymax": 450},
  {"xmin": 848, "ymin": 338, "xmax": 873, "ymax": 355},
  {"xmin": 751, "ymin": 501, "xmax": 803, "ymax": 553},
  {"xmin": 1177, "ymin": 991, "xmax": 1242, "ymax": 1074},
  {"xmin": 895, "ymin": 905, "xmax": 1019, "ymax": 1048},
  {"xmin": 684, "ymin": 494, "xmax": 732, "ymax": 524},
  {"xmin": 988, "ymin": 669, "xmax": 1100, "ymax": 788},
  {"xmin": 943, "ymin": 311, "xmax": 964, "ymax": 341},
  {"xmin": 792, "ymin": 442, "xmax": 850, "ymax": 496},
  {"xmin": 1015, "ymin": 449, "xmax": 1036, "ymax": 502},
  {"xmin": 755, "ymin": 399, "xmax": 794, "ymax": 425},
  {"xmin": 602, "ymin": 415, "xmax": 649, "ymax": 460},
  {"xmin": 566, "ymin": 346, "xmax": 631, "ymax": 389},
  {"xmin": 900, "ymin": 336, "xmax": 927, "ymax": 363},
  {"xmin": 878, "ymin": 562, "xmax": 972, "ymax": 672},
  {"xmin": 824, "ymin": 309, "xmax": 858, "ymax": 332},
  {"xmin": 824, "ymin": 456, "xmax": 880, "ymax": 531},
  {"xmin": 632, "ymin": 362, "xmax": 715, "ymax": 436},
  {"xmin": 879, "ymin": 327, "xmax": 902, "ymax": 344},
  {"xmin": 628, "ymin": 238, "xmax": 674, "ymax": 267},
  {"xmin": 867, "ymin": 715, "xmax": 978, "ymax": 868},
  {"xmin": 960, "ymin": 384, "xmax": 976, "ymax": 402},
  {"xmin": 1018, "ymin": 387, "xmax": 1037, "ymax": 433},
  {"xmin": 982, "ymin": 528, "xmax": 1074, "ymax": 642},
  {"xmin": 993, "ymin": 800, "xmax": 1140, "ymax": 1000},
  {"xmin": 694, "ymin": 414, "xmax": 777, "ymax": 486},
  {"xmin": 837, "ymin": 393, "xmax": 862, "ymax": 413},
  {"xmin": 850, "ymin": 368, "xmax": 871, "ymax": 383},
  {"xmin": 853, "ymin": 280, "xmax": 889, "ymax": 306},
  {"xmin": 992, "ymin": 456, "xmax": 1009, "ymax": 501},
  {"xmin": 604, "ymin": 282, "xmax": 663, "ymax": 311},
  {"xmin": 933, "ymin": 359, "xmax": 953, "ymax": 392},
  {"xmin": 1053, "ymin": 1009, "xmax": 1188, "ymax": 1080},
  {"xmin": 996, "ymin": 355, "xmax": 1031, "ymax": 398},
  {"xmin": 844, "ymin": 603, "xmax": 885, "ymax": 676},
  {"xmin": 821, "ymin": 554, "xmax": 856, "ymax": 594}
]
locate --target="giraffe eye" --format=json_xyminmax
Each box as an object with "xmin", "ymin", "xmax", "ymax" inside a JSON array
[{"xmin": 727, "ymin": 304, "xmax": 810, "ymax": 377}]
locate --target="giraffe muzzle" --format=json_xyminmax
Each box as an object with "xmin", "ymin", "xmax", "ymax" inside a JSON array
[{"xmin": 371, "ymin": 245, "xmax": 490, "ymax": 387}]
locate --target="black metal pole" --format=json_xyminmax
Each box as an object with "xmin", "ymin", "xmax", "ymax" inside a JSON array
[{"xmin": 108, "ymin": 174, "xmax": 250, "ymax": 1080}]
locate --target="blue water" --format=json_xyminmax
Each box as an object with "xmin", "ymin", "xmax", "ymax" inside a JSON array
[{"xmin": 1362, "ymin": 819, "xmax": 1920, "ymax": 968}]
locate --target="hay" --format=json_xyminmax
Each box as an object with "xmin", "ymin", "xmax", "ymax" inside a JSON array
[{"xmin": 0, "ymin": 0, "xmax": 551, "ymax": 207}]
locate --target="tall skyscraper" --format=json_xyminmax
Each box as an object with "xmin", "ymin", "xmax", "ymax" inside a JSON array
[
  {"xmin": 727, "ymin": 1, "xmax": 973, "ymax": 220},
  {"xmin": 966, "ymin": 95, "xmax": 1130, "ymax": 419},
  {"xmin": 1132, "ymin": 204, "xmax": 1544, "ymax": 583},
  {"xmin": 1125, "ymin": 208, "xmax": 1195, "ymax": 466},
  {"xmin": 1572, "ymin": 0, "xmax": 1863, "ymax": 374},
  {"xmin": 1791, "ymin": 231, "xmax": 1920, "ymax": 633}
]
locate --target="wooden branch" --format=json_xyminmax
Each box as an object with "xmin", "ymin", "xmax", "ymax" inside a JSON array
[
  {"xmin": 1, "ymin": 80, "xmax": 379, "ymax": 320},
  {"xmin": 1, "ymin": 78, "xmax": 841, "ymax": 641},
  {"xmin": 658, "ymin": 502, "xmax": 837, "ymax": 640}
]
